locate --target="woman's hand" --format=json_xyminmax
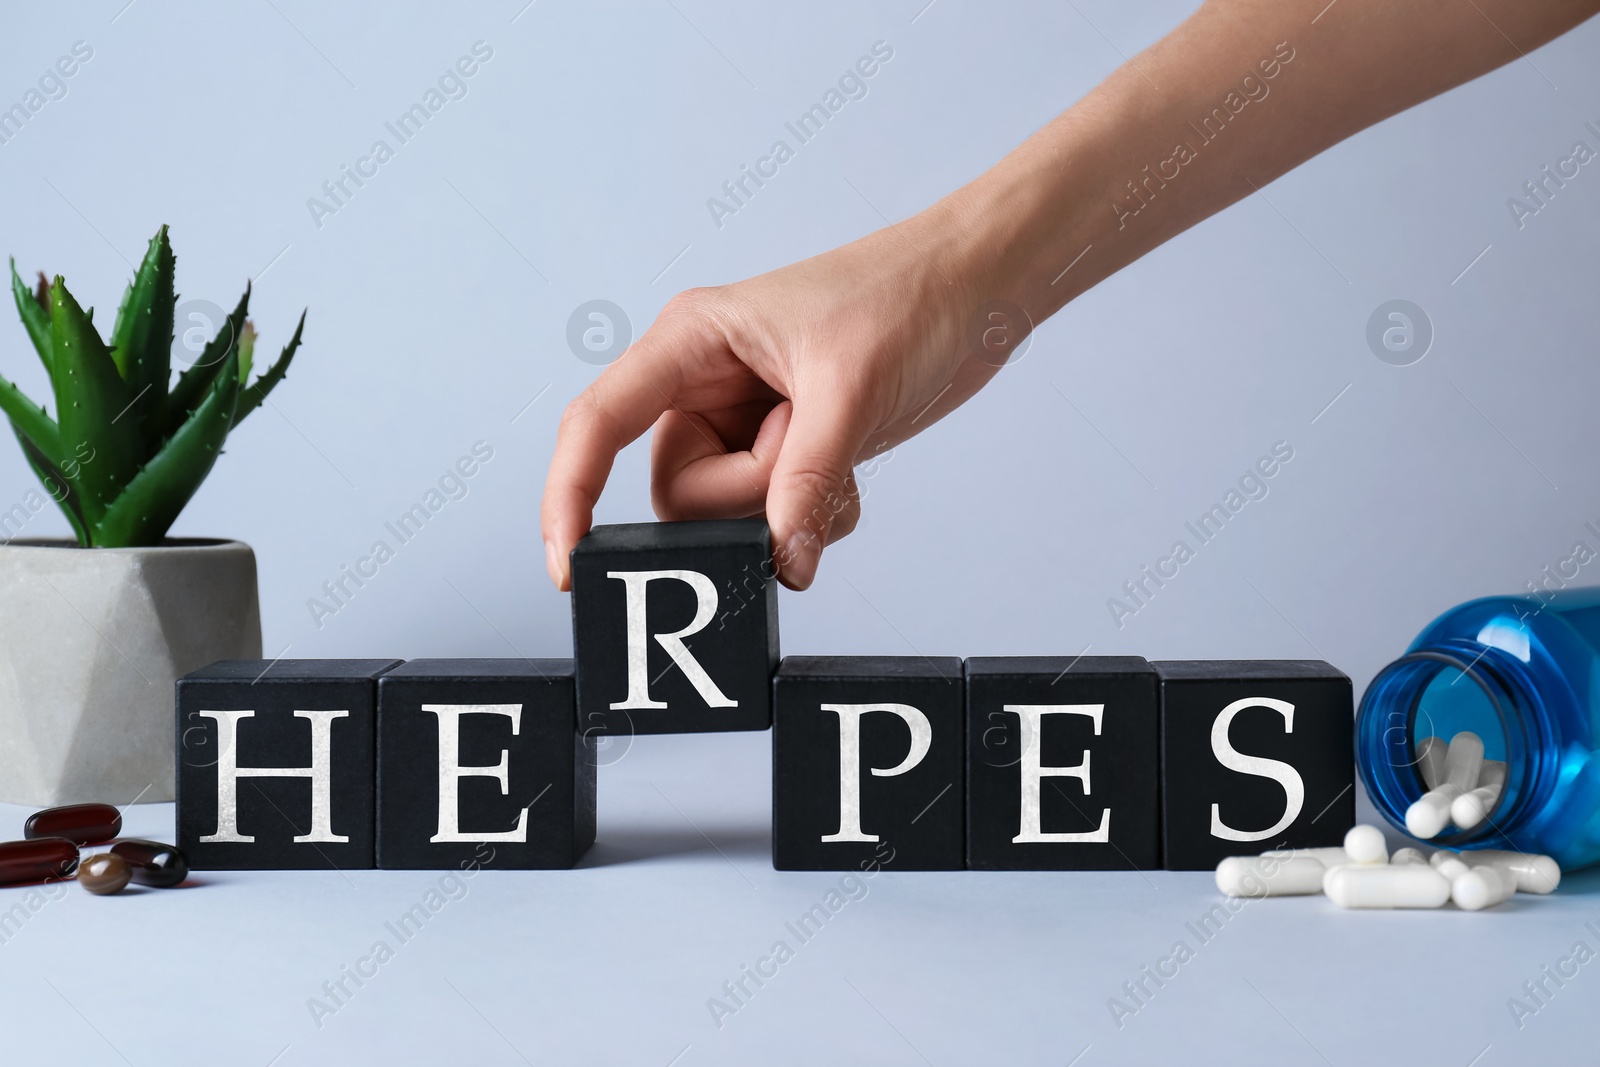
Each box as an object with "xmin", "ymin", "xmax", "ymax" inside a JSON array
[{"xmin": 541, "ymin": 205, "xmax": 1013, "ymax": 591}]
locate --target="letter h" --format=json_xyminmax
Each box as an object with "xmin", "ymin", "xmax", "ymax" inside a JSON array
[{"xmin": 200, "ymin": 709, "xmax": 349, "ymax": 843}]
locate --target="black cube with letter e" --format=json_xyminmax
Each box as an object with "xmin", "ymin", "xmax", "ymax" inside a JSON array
[
  {"xmin": 571, "ymin": 519, "xmax": 779, "ymax": 735},
  {"xmin": 1154, "ymin": 660, "xmax": 1354, "ymax": 870},
  {"xmin": 965, "ymin": 657, "xmax": 1160, "ymax": 870},
  {"xmin": 772, "ymin": 656, "xmax": 964, "ymax": 870},
  {"xmin": 176, "ymin": 659, "xmax": 399, "ymax": 870},
  {"xmin": 375, "ymin": 659, "xmax": 595, "ymax": 869}
]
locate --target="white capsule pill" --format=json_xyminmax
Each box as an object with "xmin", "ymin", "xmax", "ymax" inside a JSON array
[
  {"xmin": 1444, "ymin": 732, "xmax": 1485, "ymax": 791},
  {"xmin": 1452, "ymin": 864, "xmax": 1516, "ymax": 911},
  {"xmin": 1406, "ymin": 784, "xmax": 1464, "ymax": 838},
  {"xmin": 1324, "ymin": 864, "xmax": 1451, "ymax": 909},
  {"xmin": 1216, "ymin": 855, "xmax": 1327, "ymax": 897},
  {"xmin": 1414, "ymin": 735, "xmax": 1448, "ymax": 789},
  {"xmin": 1343, "ymin": 824, "xmax": 1389, "ymax": 865},
  {"xmin": 1434, "ymin": 857, "xmax": 1470, "ymax": 880},
  {"xmin": 1429, "ymin": 849, "xmax": 1458, "ymax": 868},
  {"xmin": 1461, "ymin": 849, "xmax": 1561, "ymax": 894},
  {"xmin": 1390, "ymin": 847, "xmax": 1428, "ymax": 866},
  {"xmin": 1450, "ymin": 761, "xmax": 1507, "ymax": 830},
  {"xmin": 1260, "ymin": 847, "xmax": 1351, "ymax": 868}
]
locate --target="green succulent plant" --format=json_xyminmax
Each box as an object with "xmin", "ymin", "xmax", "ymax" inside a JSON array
[{"xmin": 0, "ymin": 224, "xmax": 305, "ymax": 547}]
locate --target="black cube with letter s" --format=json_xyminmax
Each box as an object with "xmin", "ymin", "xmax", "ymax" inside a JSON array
[{"xmin": 1155, "ymin": 660, "xmax": 1354, "ymax": 870}]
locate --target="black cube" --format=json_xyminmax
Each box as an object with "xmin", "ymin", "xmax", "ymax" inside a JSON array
[
  {"xmin": 571, "ymin": 519, "xmax": 779, "ymax": 735},
  {"xmin": 376, "ymin": 659, "xmax": 595, "ymax": 870},
  {"xmin": 966, "ymin": 656, "xmax": 1160, "ymax": 871},
  {"xmin": 1154, "ymin": 660, "xmax": 1354, "ymax": 870},
  {"xmin": 772, "ymin": 656, "xmax": 963, "ymax": 870},
  {"xmin": 176, "ymin": 659, "xmax": 398, "ymax": 870}
]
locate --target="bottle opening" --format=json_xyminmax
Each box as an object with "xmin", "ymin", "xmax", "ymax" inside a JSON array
[
  {"xmin": 1357, "ymin": 650, "xmax": 1531, "ymax": 848},
  {"xmin": 1413, "ymin": 664, "xmax": 1508, "ymax": 764}
]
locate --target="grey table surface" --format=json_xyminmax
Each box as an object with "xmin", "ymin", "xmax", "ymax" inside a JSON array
[{"xmin": 0, "ymin": 730, "xmax": 1592, "ymax": 1066}]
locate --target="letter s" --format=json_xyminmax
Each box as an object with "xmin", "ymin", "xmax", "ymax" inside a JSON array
[
  {"xmin": 871, "ymin": 40, "xmax": 894, "ymax": 61},
  {"xmin": 1208, "ymin": 697, "xmax": 1304, "ymax": 842},
  {"xmin": 472, "ymin": 40, "xmax": 494, "ymax": 61},
  {"xmin": 72, "ymin": 40, "xmax": 94, "ymax": 61}
]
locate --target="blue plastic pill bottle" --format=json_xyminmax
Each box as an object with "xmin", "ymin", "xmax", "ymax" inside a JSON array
[{"xmin": 1357, "ymin": 589, "xmax": 1600, "ymax": 871}]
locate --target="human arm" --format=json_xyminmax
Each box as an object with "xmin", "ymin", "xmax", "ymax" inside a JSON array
[{"xmin": 540, "ymin": 0, "xmax": 1600, "ymax": 591}]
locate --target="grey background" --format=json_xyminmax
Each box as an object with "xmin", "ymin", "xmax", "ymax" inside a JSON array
[{"xmin": 1, "ymin": 0, "xmax": 1597, "ymax": 1063}]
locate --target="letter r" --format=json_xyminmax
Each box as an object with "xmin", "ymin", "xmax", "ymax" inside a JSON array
[{"xmin": 607, "ymin": 570, "xmax": 738, "ymax": 710}]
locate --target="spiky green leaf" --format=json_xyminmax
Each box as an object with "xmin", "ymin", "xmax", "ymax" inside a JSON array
[
  {"xmin": 48, "ymin": 277, "xmax": 140, "ymax": 527},
  {"xmin": 161, "ymin": 282, "xmax": 248, "ymax": 442},
  {"xmin": 232, "ymin": 310, "xmax": 304, "ymax": 427},
  {"xmin": 237, "ymin": 321, "xmax": 255, "ymax": 385},
  {"xmin": 11, "ymin": 259, "xmax": 51, "ymax": 374},
  {"xmin": 91, "ymin": 348, "xmax": 240, "ymax": 547},
  {"xmin": 0, "ymin": 374, "xmax": 61, "ymax": 464},
  {"xmin": 12, "ymin": 425, "xmax": 89, "ymax": 546},
  {"xmin": 108, "ymin": 225, "xmax": 176, "ymax": 438}
]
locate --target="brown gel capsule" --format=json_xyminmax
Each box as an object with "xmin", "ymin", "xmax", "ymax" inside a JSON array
[
  {"xmin": 110, "ymin": 839, "xmax": 188, "ymax": 888},
  {"xmin": 24, "ymin": 803, "xmax": 122, "ymax": 846},
  {"xmin": 78, "ymin": 853, "xmax": 130, "ymax": 895},
  {"xmin": 0, "ymin": 837, "xmax": 79, "ymax": 885}
]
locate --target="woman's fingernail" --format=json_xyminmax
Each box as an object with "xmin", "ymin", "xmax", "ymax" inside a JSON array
[
  {"xmin": 545, "ymin": 541, "xmax": 564, "ymax": 589},
  {"xmin": 781, "ymin": 530, "xmax": 820, "ymax": 590}
]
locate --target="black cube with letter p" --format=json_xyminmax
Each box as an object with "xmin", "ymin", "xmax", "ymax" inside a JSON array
[
  {"xmin": 1155, "ymin": 660, "xmax": 1354, "ymax": 870},
  {"xmin": 772, "ymin": 656, "xmax": 964, "ymax": 870},
  {"xmin": 571, "ymin": 519, "xmax": 779, "ymax": 736},
  {"xmin": 376, "ymin": 659, "xmax": 595, "ymax": 869}
]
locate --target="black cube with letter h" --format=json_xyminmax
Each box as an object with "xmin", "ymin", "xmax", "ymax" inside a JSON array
[
  {"xmin": 1155, "ymin": 660, "xmax": 1354, "ymax": 870},
  {"xmin": 965, "ymin": 657, "xmax": 1161, "ymax": 870},
  {"xmin": 176, "ymin": 659, "xmax": 400, "ymax": 870},
  {"xmin": 376, "ymin": 659, "xmax": 595, "ymax": 869},
  {"xmin": 571, "ymin": 519, "xmax": 779, "ymax": 736},
  {"xmin": 772, "ymin": 656, "xmax": 964, "ymax": 870}
]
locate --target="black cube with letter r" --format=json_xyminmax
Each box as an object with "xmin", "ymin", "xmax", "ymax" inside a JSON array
[
  {"xmin": 376, "ymin": 659, "xmax": 595, "ymax": 870},
  {"xmin": 571, "ymin": 519, "xmax": 779, "ymax": 736},
  {"xmin": 1155, "ymin": 660, "xmax": 1354, "ymax": 870}
]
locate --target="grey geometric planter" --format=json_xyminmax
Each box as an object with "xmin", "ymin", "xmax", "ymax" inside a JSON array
[{"xmin": 0, "ymin": 539, "xmax": 261, "ymax": 806}]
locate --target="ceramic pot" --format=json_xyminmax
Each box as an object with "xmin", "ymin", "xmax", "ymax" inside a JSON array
[{"xmin": 0, "ymin": 538, "xmax": 261, "ymax": 805}]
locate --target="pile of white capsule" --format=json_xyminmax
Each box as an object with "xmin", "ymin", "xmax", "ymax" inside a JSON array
[
  {"xmin": 1406, "ymin": 731, "xmax": 1505, "ymax": 838},
  {"xmin": 1215, "ymin": 824, "xmax": 1560, "ymax": 910}
]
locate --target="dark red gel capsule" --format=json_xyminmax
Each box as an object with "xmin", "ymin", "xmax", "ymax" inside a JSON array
[
  {"xmin": 24, "ymin": 803, "xmax": 121, "ymax": 846},
  {"xmin": 110, "ymin": 839, "xmax": 189, "ymax": 888},
  {"xmin": 0, "ymin": 838, "xmax": 79, "ymax": 885}
]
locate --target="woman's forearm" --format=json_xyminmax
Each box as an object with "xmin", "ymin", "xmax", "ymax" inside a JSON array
[{"xmin": 935, "ymin": 0, "xmax": 1599, "ymax": 320}]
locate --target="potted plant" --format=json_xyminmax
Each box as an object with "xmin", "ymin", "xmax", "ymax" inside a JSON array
[{"xmin": 0, "ymin": 225, "xmax": 305, "ymax": 805}]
